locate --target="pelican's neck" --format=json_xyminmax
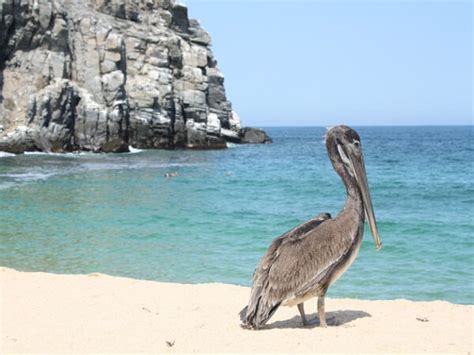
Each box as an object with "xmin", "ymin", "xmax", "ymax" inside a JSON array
[{"xmin": 341, "ymin": 174, "xmax": 364, "ymax": 219}]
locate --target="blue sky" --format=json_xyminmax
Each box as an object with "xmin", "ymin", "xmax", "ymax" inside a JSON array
[{"xmin": 184, "ymin": 0, "xmax": 472, "ymax": 127}]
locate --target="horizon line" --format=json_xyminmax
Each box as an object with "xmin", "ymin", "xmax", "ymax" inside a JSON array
[{"xmin": 251, "ymin": 124, "xmax": 474, "ymax": 128}]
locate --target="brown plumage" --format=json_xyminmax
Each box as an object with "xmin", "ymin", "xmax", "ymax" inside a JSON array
[{"xmin": 240, "ymin": 125, "xmax": 382, "ymax": 329}]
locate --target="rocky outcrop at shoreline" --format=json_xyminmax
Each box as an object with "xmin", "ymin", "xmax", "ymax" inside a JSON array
[{"xmin": 0, "ymin": 0, "xmax": 271, "ymax": 153}]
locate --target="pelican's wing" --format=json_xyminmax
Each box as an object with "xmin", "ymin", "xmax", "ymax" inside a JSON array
[{"xmin": 241, "ymin": 213, "xmax": 334, "ymax": 328}]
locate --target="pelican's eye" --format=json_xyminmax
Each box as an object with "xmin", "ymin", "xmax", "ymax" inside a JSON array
[{"xmin": 353, "ymin": 140, "xmax": 360, "ymax": 148}]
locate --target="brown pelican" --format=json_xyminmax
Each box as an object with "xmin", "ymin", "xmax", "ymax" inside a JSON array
[{"xmin": 240, "ymin": 125, "xmax": 382, "ymax": 329}]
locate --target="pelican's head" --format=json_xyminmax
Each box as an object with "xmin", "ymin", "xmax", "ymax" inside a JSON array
[{"xmin": 326, "ymin": 125, "xmax": 382, "ymax": 250}]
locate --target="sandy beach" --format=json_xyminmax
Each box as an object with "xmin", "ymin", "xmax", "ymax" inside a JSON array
[{"xmin": 1, "ymin": 267, "xmax": 472, "ymax": 353}]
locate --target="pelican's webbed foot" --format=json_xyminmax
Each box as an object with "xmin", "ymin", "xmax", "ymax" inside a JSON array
[{"xmin": 298, "ymin": 303, "xmax": 320, "ymax": 326}]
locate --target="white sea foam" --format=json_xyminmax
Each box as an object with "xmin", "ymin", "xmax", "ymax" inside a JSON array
[
  {"xmin": 0, "ymin": 151, "xmax": 15, "ymax": 158},
  {"xmin": 128, "ymin": 146, "xmax": 143, "ymax": 154},
  {"xmin": 226, "ymin": 142, "xmax": 238, "ymax": 148},
  {"xmin": 24, "ymin": 151, "xmax": 47, "ymax": 155}
]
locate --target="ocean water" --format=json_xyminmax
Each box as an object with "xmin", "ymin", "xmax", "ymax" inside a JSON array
[{"xmin": 0, "ymin": 126, "xmax": 472, "ymax": 304}]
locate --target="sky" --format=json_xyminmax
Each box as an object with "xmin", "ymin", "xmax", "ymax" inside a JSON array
[{"xmin": 184, "ymin": 0, "xmax": 472, "ymax": 127}]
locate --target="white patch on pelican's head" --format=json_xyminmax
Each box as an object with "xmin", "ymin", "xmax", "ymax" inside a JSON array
[{"xmin": 337, "ymin": 143, "xmax": 355, "ymax": 177}]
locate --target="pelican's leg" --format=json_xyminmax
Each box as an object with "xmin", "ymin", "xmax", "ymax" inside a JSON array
[
  {"xmin": 297, "ymin": 303, "xmax": 308, "ymax": 326},
  {"xmin": 318, "ymin": 296, "xmax": 327, "ymax": 327}
]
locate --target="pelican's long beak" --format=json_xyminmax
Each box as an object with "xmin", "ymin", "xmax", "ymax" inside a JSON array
[
  {"xmin": 338, "ymin": 144, "xmax": 382, "ymax": 250},
  {"xmin": 353, "ymin": 154, "xmax": 382, "ymax": 250}
]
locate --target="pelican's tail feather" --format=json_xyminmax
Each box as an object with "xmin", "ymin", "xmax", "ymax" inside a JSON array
[
  {"xmin": 239, "ymin": 292, "xmax": 281, "ymax": 330},
  {"xmin": 239, "ymin": 306, "xmax": 248, "ymax": 323}
]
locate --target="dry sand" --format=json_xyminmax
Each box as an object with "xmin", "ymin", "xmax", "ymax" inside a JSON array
[{"xmin": 1, "ymin": 267, "xmax": 472, "ymax": 353}]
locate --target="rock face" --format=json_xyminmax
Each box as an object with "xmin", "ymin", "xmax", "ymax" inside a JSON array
[{"xmin": 0, "ymin": 0, "xmax": 270, "ymax": 153}]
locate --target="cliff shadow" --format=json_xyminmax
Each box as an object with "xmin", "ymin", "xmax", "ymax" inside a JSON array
[{"xmin": 264, "ymin": 309, "xmax": 371, "ymax": 330}]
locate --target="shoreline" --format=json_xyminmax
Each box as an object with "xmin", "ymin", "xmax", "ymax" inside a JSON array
[
  {"xmin": 1, "ymin": 266, "xmax": 471, "ymax": 306},
  {"xmin": 1, "ymin": 267, "xmax": 472, "ymax": 353}
]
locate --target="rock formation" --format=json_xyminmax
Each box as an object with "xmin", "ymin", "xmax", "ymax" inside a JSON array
[{"xmin": 0, "ymin": 0, "xmax": 271, "ymax": 153}]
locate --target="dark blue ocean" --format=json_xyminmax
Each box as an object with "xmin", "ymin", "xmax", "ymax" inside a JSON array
[{"xmin": 0, "ymin": 126, "xmax": 472, "ymax": 304}]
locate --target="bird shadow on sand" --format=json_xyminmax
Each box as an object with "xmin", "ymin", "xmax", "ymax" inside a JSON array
[{"xmin": 264, "ymin": 310, "xmax": 371, "ymax": 330}]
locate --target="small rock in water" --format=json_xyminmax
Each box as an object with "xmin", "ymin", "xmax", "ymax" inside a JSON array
[
  {"xmin": 164, "ymin": 172, "xmax": 178, "ymax": 178},
  {"xmin": 239, "ymin": 127, "xmax": 273, "ymax": 144}
]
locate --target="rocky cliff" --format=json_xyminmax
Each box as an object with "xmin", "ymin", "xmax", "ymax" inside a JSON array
[{"xmin": 0, "ymin": 0, "xmax": 271, "ymax": 153}]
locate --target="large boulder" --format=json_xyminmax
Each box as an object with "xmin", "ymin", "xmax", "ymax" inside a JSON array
[{"xmin": 239, "ymin": 127, "xmax": 273, "ymax": 144}]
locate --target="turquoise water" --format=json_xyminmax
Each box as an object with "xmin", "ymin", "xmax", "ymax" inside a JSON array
[{"xmin": 0, "ymin": 126, "xmax": 473, "ymax": 304}]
